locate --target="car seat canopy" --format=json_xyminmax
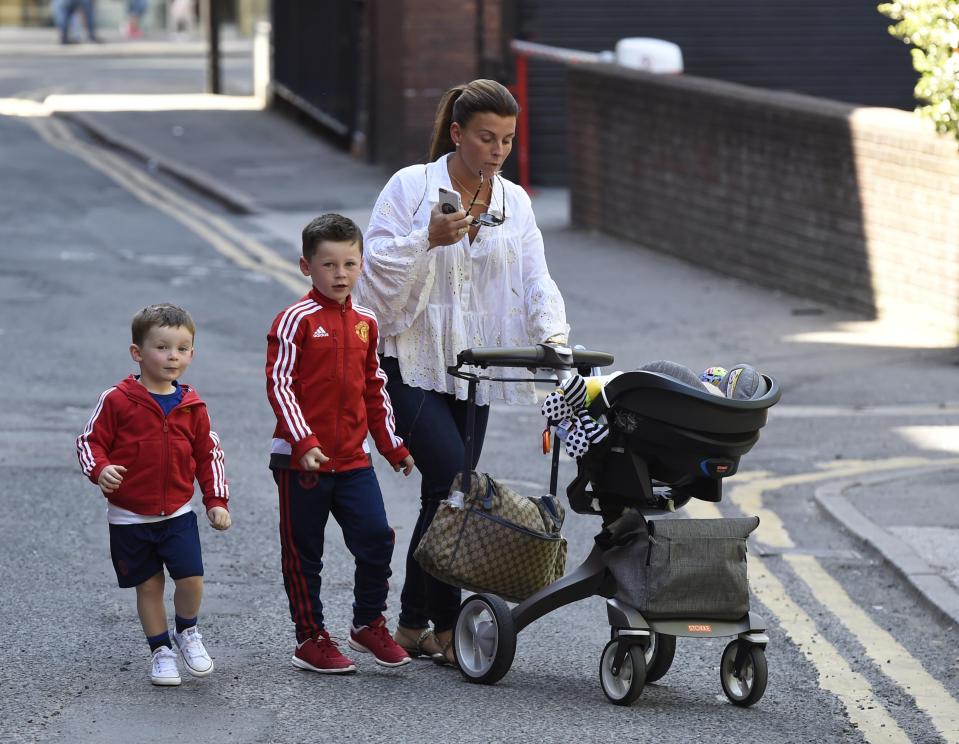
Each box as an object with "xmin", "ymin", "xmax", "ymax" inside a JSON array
[{"xmin": 590, "ymin": 370, "xmax": 779, "ymax": 436}]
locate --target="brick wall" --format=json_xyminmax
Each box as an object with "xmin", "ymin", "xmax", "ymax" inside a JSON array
[
  {"xmin": 568, "ymin": 64, "xmax": 959, "ymax": 340},
  {"xmin": 369, "ymin": 0, "xmax": 483, "ymax": 170}
]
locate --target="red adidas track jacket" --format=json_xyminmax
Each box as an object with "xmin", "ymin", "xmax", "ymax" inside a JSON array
[
  {"xmin": 265, "ymin": 287, "xmax": 408, "ymax": 472},
  {"xmin": 76, "ymin": 376, "xmax": 229, "ymax": 516}
]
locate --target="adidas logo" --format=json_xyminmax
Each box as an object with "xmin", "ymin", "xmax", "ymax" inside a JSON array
[{"xmin": 313, "ymin": 326, "xmax": 329, "ymax": 338}]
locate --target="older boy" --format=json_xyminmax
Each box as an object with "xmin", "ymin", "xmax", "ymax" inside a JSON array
[
  {"xmin": 266, "ymin": 213, "xmax": 414, "ymax": 674},
  {"xmin": 76, "ymin": 304, "xmax": 231, "ymax": 686}
]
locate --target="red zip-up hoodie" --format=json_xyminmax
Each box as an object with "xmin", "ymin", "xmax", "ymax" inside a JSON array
[
  {"xmin": 265, "ymin": 287, "xmax": 409, "ymax": 472},
  {"xmin": 76, "ymin": 376, "xmax": 229, "ymax": 516}
]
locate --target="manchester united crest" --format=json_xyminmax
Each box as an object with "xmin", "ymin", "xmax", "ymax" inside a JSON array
[{"xmin": 354, "ymin": 320, "xmax": 369, "ymax": 343}]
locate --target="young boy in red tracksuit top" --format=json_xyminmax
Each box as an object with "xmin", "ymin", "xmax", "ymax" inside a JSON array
[
  {"xmin": 266, "ymin": 213, "xmax": 415, "ymax": 674},
  {"xmin": 76, "ymin": 304, "xmax": 231, "ymax": 687}
]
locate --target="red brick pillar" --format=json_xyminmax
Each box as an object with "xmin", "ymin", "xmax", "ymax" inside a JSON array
[{"xmin": 368, "ymin": 0, "xmax": 486, "ymax": 169}]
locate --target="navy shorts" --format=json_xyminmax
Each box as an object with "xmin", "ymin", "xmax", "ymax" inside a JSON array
[{"xmin": 109, "ymin": 510, "xmax": 204, "ymax": 588}]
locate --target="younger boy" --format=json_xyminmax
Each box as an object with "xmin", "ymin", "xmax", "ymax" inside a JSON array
[
  {"xmin": 266, "ymin": 213, "xmax": 414, "ymax": 674},
  {"xmin": 76, "ymin": 304, "xmax": 231, "ymax": 686}
]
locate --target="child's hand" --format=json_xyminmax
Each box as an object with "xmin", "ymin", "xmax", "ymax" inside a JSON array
[
  {"xmin": 207, "ymin": 506, "xmax": 231, "ymax": 530},
  {"xmin": 393, "ymin": 455, "xmax": 415, "ymax": 476},
  {"xmin": 97, "ymin": 464, "xmax": 127, "ymax": 494},
  {"xmin": 299, "ymin": 447, "xmax": 329, "ymax": 471}
]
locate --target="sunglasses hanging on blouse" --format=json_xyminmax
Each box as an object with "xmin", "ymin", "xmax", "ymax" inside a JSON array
[{"xmin": 466, "ymin": 172, "xmax": 506, "ymax": 228}]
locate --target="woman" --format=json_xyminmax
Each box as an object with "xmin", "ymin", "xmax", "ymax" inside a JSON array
[{"xmin": 355, "ymin": 79, "xmax": 569, "ymax": 665}]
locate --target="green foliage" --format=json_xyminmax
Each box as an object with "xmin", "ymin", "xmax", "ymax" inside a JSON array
[{"xmin": 878, "ymin": 1, "xmax": 959, "ymax": 144}]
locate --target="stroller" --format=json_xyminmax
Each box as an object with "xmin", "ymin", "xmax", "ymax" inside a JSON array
[{"xmin": 446, "ymin": 344, "xmax": 781, "ymax": 706}]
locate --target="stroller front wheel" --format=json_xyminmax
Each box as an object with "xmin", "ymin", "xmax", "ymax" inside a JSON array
[
  {"xmin": 644, "ymin": 632, "xmax": 676, "ymax": 683},
  {"xmin": 720, "ymin": 640, "xmax": 768, "ymax": 707},
  {"xmin": 454, "ymin": 594, "xmax": 516, "ymax": 685},
  {"xmin": 600, "ymin": 639, "xmax": 647, "ymax": 705},
  {"xmin": 611, "ymin": 629, "xmax": 676, "ymax": 683}
]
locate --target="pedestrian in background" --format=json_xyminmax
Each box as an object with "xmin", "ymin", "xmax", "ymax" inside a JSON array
[
  {"xmin": 168, "ymin": 0, "xmax": 193, "ymax": 39},
  {"xmin": 123, "ymin": 0, "xmax": 148, "ymax": 38},
  {"xmin": 54, "ymin": 0, "xmax": 100, "ymax": 44},
  {"xmin": 265, "ymin": 214, "xmax": 415, "ymax": 675},
  {"xmin": 75, "ymin": 304, "xmax": 231, "ymax": 686},
  {"xmin": 354, "ymin": 79, "xmax": 570, "ymax": 666}
]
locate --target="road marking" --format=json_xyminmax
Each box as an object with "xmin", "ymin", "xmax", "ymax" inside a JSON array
[
  {"xmin": 27, "ymin": 116, "xmax": 307, "ymax": 294},
  {"xmin": 689, "ymin": 458, "xmax": 959, "ymax": 741},
  {"xmin": 728, "ymin": 457, "xmax": 939, "ymax": 550},
  {"xmin": 786, "ymin": 553, "xmax": 959, "ymax": 741},
  {"xmin": 895, "ymin": 426, "xmax": 959, "ymax": 455},
  {"xmin": 685, "ymin": 497, "xmax": 909, "ymax": 741}
]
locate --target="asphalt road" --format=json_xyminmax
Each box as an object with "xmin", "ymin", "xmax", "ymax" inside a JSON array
[{"xmin": 2, "ymin": 37, "xmax": 959, "ymax": 744}]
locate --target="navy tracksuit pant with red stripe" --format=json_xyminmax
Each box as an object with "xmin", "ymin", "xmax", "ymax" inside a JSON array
[{"xmin": 275, "ymin": 466, "xmax": 395, "ymax": 642}]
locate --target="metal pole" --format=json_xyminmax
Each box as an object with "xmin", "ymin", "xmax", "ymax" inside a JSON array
[
  {"xmin": 463, "ymin": 378, "xmax": 477, "ymax": 494},
  {"xmin": 203, "ymin": 0, "xmax": 221, "ymax": 94},
  {"xmin": 508, "ymin": 40, "xmax": 607, "ymax": 194}
]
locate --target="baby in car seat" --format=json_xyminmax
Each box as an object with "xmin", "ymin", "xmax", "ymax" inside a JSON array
[{"xmin": 541, "ymin": 361, "xmax": 768, "ymax": 460}]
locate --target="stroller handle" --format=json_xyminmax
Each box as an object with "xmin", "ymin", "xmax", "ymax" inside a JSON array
[{"xmin": 454, "ymin": 344, "xmax": 614, "ymax": 372}]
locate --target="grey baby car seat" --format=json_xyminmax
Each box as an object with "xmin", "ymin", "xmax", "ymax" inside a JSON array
[{"xmin": 567, "ymin": 361, "xmax": 779, "ymax": 520}]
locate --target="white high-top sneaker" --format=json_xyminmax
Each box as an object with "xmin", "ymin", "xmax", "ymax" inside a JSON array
[
  {"xmin": 150, "ymin": 646, "xmax": 181, "ymax": 686},
  {"xmin": 173, "ymin": 626, "xmax": 214, "ymax": 677}
]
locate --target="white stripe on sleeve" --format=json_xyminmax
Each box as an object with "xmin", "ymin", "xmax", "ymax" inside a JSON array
[
  {"xmin": 76, "ymin": 386, "xmax": 116, "ymax": 476},
  {"xmin": 208, "ymin": 427, "xmax": 228, "ymax": 500},
  {"xmin": 270, "ymin": 300, "xmax": 321, "ymax": 442}
]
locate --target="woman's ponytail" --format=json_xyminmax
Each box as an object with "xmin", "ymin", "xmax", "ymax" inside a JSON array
[{"xmin": 428, "ymin": 85, "xmax": 465, "ymax": 162}]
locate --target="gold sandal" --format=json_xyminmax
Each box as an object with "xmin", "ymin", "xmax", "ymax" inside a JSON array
[
  {"xmin": 394, "ymin": 626, "xmax": 443, "ymax": 659},
  {"xmin": 431, "ymin": 632, "xmax": 459, "ymax": 668}
]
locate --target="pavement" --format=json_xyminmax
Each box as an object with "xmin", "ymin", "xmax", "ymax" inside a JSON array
[{"xmin": 4, "ymin": 26, "xmax": 959, "ymax": 628}]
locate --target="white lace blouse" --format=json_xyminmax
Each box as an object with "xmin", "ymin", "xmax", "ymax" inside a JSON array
[{"xmin": 355, "ymin": 154, "xmax": 569, "ymax": 406}]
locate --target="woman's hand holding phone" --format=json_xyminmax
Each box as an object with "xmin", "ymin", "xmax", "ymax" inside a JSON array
[{"xmin": 428, "ymin": 204, "xmax": 472, "ymax": 249}]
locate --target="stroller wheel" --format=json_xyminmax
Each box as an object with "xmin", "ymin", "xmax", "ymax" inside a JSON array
[
  {"xmin": 454, "ymin": 594, "xmax": 516, "ymax": 685},
  {"xmin": 611, "ymin": 629, "xmax": 676, "ymax": 683},
  {"xmin": 720, "ymin": 640, "xmax": 768, "ymax": 707},
  {"xmin": 599, "ymin": 640, "xmax": 646, "ymax": 705},
  {"xmin": 643, "ymin": 632, "xmax": 676, "ymax": 683}
]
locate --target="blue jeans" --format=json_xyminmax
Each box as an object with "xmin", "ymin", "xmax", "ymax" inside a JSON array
[
  {"xmin": 56, "ymin": 0, "xmax": 96, "ymax": 41},
  {"xmin": 381, "ymin": 356, "xmax": 490, "ymax": 633},
  {"xmin": 274, "ymin": 466, "xmax": 394, "ymax": 642}
]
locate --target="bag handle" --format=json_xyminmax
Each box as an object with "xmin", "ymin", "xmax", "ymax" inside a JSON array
[
  {"xmin": 482, "ymin": 476, "xmax": 494, "ymax": 510},
  {"xmin": 540, "ymin": 494, "xmax": 563, "ymax": 531},
  {"xmin": 460, "ymin": 471, "xmax": 495, "ymax": 510}
]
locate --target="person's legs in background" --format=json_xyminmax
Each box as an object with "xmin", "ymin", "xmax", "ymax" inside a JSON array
[
  {"xmin": 56, "ymin": 0, "xmax": 76, "ymax": 43},
  {"xmin": 124, "ymin": 0, "xmax": 147, "ymax": 38},
  {"xmin": 77, "ymin": 0, "xmax": 100, "ymax": 42}
]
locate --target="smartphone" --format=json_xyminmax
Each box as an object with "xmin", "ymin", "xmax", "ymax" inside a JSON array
[{"xmin": 438, "ymin": 187, "xmax": 463, "ymax": 215}]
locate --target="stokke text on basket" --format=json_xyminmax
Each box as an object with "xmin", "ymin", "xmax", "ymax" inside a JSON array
[{"xmin": 446, "ymin": 344, "xmax": 781, "ymax": 707}]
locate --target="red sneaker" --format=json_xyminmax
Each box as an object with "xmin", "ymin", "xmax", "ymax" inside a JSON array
[
  {"xmin": 348, "ymin": 616, "xmax": 412, "ymax": 668},
  {"xmin": 291, "ymin": 630, "xmax": 356, "ymax": 674}
]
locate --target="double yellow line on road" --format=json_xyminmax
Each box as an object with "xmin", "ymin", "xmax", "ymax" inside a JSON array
[
  {"xmin": 688, "ymin": 459, "xmax": 959, "ymax": 742},
  {"xmin": 27, "ymin": 114, "xmax": 307, "ymax": 295}
]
